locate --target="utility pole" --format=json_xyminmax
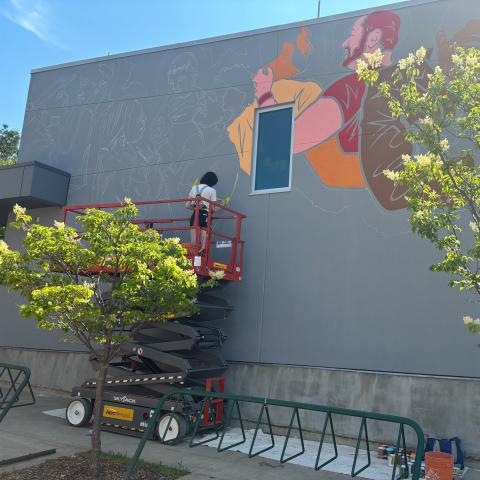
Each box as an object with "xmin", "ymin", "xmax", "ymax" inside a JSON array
[{"xmin": 317, "ymin": 0, "xmax": 321, "ymax": 18}]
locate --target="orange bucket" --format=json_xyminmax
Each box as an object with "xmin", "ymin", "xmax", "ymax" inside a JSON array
[{"xmin": 425, "ymin": 451, "xmax": 454, "ymax": 480}]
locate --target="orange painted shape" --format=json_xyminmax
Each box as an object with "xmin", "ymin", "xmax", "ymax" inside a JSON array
[
  {"xmin": 268, "ymin": 42, "xmax": 299, "ymax": 81},
  {"xmin": 305, "ymin": 137, "xmax": 366, "ymax": 189},
  {"xmin": 296, "ymin": 25, "xmax": 312, "ymax": 55}
]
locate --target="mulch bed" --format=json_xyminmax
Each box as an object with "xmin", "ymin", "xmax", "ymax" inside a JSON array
[{"xmin": 0, "ymin": 454, "xmax": 186, "ymax": 480}]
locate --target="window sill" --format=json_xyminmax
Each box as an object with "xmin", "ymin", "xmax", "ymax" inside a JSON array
[{"xmin": 249, "ymin": 187, "xmax": 292, "ymax": 195}]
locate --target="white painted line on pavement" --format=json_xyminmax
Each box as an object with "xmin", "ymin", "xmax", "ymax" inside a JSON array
[{"xmin": 42, "ymin": 408, "xmax": 66, "ymax": 419}]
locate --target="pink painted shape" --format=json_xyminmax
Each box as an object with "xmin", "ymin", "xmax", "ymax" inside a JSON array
[{"xmin": 293, "ymin": 97, "xmax": 342, "ymax": 154}]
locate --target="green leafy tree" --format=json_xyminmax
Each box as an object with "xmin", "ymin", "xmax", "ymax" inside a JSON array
[
  {"xmin": 0, "ymin": 124, "xmax": 20, "ymax": 166},
  {"xmin": 0, "ymin": 201, "xmax": 199, "ymax": 478},
  {"xmin": 357, "ymin": 46, "xmax": 480, "ymax": 339}
]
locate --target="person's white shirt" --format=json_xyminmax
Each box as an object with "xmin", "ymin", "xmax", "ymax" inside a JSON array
[{"xmin": 188, "ymin": 184, "xmax": 216, "ymax": 208}]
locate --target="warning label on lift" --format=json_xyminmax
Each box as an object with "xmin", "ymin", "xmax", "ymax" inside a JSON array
[
  {"xmin": 212, "ymin": 261, "xmax": 228, "ymax": 270},
  {"xmin": 103, "ymin": 405, "xmax": 134, "ymax": 422}
]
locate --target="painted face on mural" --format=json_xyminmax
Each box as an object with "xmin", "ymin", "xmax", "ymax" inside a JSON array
[
  {"xmin": 252, "ymin": 67, "xmax": 274, "ymax": 99},
  {"xmin": 342, "ymin": 12, "xmax": 398, "ymax": 70},
  {"xmin": 342, "ymin": 16, "xmax": 367, "ymax": 69}
]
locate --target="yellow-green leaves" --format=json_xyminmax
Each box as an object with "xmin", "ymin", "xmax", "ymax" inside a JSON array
[
  {"xmin": 464, "ymin": 316, "xmax": 480, "ymax": 335},
  {"xmin": 358, "ymin": 46, "xmax": 480, "ymax": 339},
  {"xmin": 10, "ymin": 203, "xmax": 32, "ymax": 230},
  {"xmin": 0, "ymin": 203, "xmax": 199, "ymax": 355},
  {"xmin": 356, "ymin": 48, "xmax": 383, "ymax": 85}
]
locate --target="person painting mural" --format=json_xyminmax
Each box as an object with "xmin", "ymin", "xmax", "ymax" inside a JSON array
[{"xmin": 187, "ymin": 172, "xmax": 225, "ymax": 254}]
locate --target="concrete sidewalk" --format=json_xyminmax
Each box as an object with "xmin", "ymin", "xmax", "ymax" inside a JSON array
[
  {"xmin": 0, "ymin": 387, "xmax": 348, "ymax": 480},
  {"xmin": 1, "ymin": 388, "xmax": 480, "ymax": 480}
]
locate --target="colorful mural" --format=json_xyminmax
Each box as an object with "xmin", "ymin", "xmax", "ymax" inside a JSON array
[
  {"xmin": 227, "ymin": 11, "xmax": 480, "ymax": 211},
  {"xmin": 226, "ymin": 28, "xmax": 322, "ymax": 176}
]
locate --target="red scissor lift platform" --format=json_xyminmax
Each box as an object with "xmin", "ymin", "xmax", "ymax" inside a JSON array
[
  {"xmin": 63, "ymin": 197, "xmax": 246, "ymax": 282},
  {"xmin": 64, "ymin": 198, "xmax": 246, "ymax": 442}
]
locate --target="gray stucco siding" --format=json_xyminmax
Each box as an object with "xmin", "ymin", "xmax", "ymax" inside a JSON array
[{"xmin": 2, "ymin": 0, "xmax": 480, "ymax": 377}]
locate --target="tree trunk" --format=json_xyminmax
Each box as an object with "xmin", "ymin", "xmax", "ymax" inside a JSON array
[{"xmin": 91, "ymin": 361, "xmax": 108, "ymax": 479}]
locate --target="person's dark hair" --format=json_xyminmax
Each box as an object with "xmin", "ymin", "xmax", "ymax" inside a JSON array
[{"xmin": 200, "ymin": 171, "xmax": 218, "ymax": 187}]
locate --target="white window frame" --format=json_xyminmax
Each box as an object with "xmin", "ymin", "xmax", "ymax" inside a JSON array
[{"xmin": 250, "ymin": 103, "xmax": 295, "ymax": 195}]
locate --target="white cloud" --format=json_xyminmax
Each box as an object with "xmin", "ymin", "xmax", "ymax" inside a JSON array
[{"xmin": 0, "ymin": 0, "xmax": 65, "ymax": 48}]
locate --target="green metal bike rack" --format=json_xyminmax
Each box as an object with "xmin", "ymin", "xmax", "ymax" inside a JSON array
[
  {"xmin": 248, "ymin": 402, "xmax": 275, "ymax": 458},
  {"xmin": 124, "ymin": 388, "xmax": 425, "ymax": 480},
  {"xmin": 315, "ymin": 412, "xmax": 338, "ymax": 470},
  {"xmin": 188, "ymin": 397, "xmax": 222, "ymax": 448},
  {"xmin": 351, "ymin": 417, "xmax": 371, "ymax": 477},
  {"xmin": 217, "ymin": 400, "xmax": 246, "ymax": 453},
  {"xmin": 0, "ymin": 362, "xmax": 56, "ymax": 466},
  {"xmin": 280, "ymin": 407, "xmax": 305, "ymax": 463},
  {"xmin": 0, "ymin": 362, "xmax": 35, "ymax": 424}
]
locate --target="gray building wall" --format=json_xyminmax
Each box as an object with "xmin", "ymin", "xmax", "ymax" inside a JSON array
[{"xmin": 2, "ymin": 0, "xmax": 480, "ymax": 379}]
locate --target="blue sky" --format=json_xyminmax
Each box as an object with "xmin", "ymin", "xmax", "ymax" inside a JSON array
[{"xmin": 0, "ymin": 0, "xmax": 406, "ymax": 130}]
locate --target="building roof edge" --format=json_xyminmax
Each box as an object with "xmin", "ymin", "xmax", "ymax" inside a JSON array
[{"xmin": 31, "ymin": 0, "xmax": 446, "ymax": 74}]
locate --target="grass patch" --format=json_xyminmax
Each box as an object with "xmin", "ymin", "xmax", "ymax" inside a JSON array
[{"xmin": 79, "ymin": 450, "xmax": 189, "ymax": 479}]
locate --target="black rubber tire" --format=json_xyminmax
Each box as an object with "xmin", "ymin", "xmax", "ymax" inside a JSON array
[
  {"xmin": 66, "ymin": 398, "xmax": 93, "ymax": 427},
  {"xmin": 156, "ymin": 413, "xmax": 188, "ymax": 444}
]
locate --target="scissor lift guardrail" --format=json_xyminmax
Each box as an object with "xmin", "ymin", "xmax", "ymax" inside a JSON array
[{"xmin": 124, "ymin": 389, "xmax": 425, "ymax": 480}]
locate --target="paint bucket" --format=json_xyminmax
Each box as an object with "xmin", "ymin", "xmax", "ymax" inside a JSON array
[{"xmin": 425, "ymin": 452, "xmax": 454, "ymax": 480}]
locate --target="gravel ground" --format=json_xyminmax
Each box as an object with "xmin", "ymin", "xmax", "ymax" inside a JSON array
[{"xmin": 0, "ymin": 453, "xmax": 188, "ymax": 480}]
